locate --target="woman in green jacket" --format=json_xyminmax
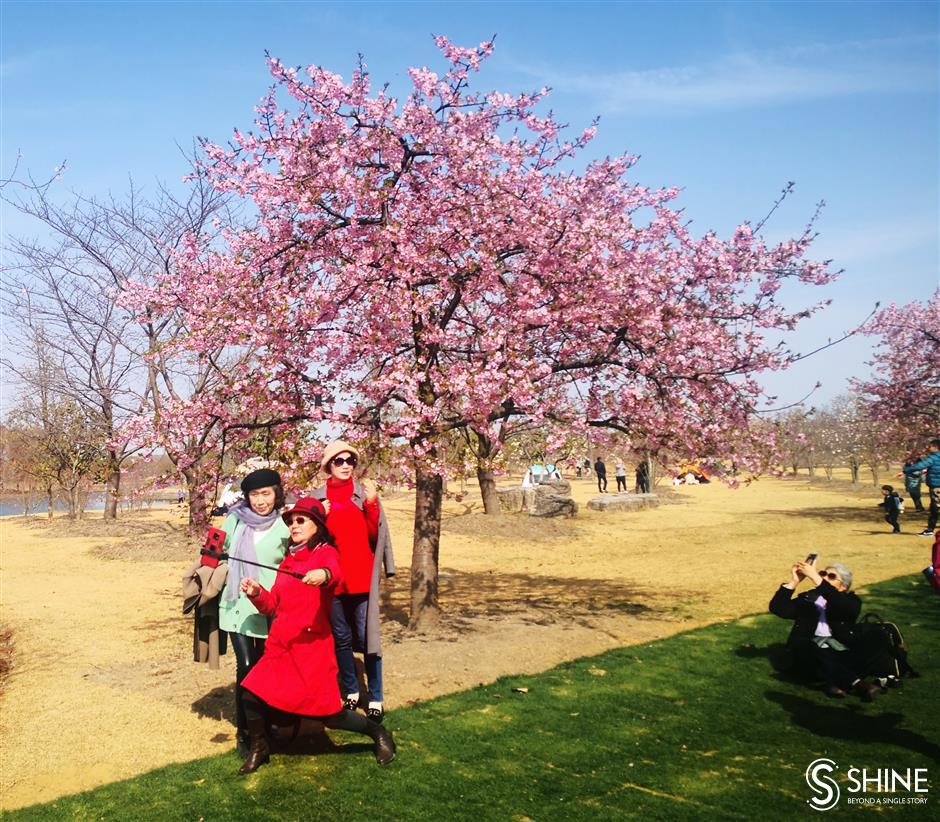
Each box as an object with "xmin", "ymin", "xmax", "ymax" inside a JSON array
[{"xmin": 219, "ymin": 468, "xmax": 290, "ymax": 754}]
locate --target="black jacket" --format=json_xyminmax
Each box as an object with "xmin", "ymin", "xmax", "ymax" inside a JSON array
[
  {"xmin": 879, "ymin": 493, "xmax": 903, "ymax": 516},
  {"xmin": 769, "ymin": 581, "xmax": 861, "ymax": 646}
]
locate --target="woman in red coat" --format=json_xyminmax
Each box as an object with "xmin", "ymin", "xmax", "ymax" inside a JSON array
[
  {"xmin": 237, "ymin": 496, "xmax": 396, "ymax": 774},
  {"xmin": 311, "ymin": 439, "xmax": 395, "ymax": 723}
]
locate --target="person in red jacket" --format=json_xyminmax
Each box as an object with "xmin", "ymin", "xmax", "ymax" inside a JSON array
[
  {"xmin": 237, "ymin": 496, "xmax": 395, "ymax": 774},
  {"xmin": 311, "ymin": 439, "xmax": 395, "ymax": 723}
]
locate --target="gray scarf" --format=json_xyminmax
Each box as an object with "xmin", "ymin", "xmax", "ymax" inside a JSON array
[{"xmin": 225, "ymin": 499, "xmax": 280, "ymax": 601}]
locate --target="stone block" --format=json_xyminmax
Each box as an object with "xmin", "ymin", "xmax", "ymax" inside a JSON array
[
  {"xmin": 529, "ymin": 492, "xmax": 578, "ymax": 518},
  {"xmin": 496, "ymin": 487, "xmax": 526, "ymax": 513},
  {"xmin": 586, "ymin": 493, "xmax": 659, "ymax": 512}
]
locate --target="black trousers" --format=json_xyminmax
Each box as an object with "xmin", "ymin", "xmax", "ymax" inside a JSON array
[
  {"xmin": 790, "ymin": 639, "xmax": 864, "ymax": 690},
  {"xmin": 616, "ymin": 476, "xmax": 627, "ymax": 492},
  {"xmin": 885, "ymin": 512, "xmax": 900, "ymax": 532},
  {"xmin": 230, "ymin": 633, "xmax": 266, "ymax": 737},
  {"xmin": 928, "ymin": 487, "xmax": 939, "ymax": 531},
  {"xmin": 597, "ymin": 474, "xmax": 607, "ymax": 492},
  {"xmin": 241, "ymin": 688, "xmax": 371, "ymax": 736}
]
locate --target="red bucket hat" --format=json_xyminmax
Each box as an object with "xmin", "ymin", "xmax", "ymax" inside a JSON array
[{"xmin": 281, "ymin": 496, "xmax": 328, "ymax": 528}]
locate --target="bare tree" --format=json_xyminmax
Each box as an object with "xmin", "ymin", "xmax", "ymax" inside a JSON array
[{"xmin": 2, "ymin": 172, "xmax": 237, "ymax": 525}]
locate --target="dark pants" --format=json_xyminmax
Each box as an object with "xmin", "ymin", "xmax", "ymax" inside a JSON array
[
  {"xmin": 908, "ymin": 485, "xmax": 924, "ymax": 511},
  {"xmin": 616, "ymin": 475, "xmax": 627, "ymax": 492},
  {"xmin": 790, "ymin": 639, "xmax": 864, "ymax": 690},
  {"xmin": 597, "ymin": 474, "xmax": 607, "ymax": 493},
  {"xmin": 331, "ymin": 593, "xmax": 383, "ymax": 703},
  {"xmin": 885, "ymin": 512, "xmax": 900, "ymax": 532},
  {"xmin": 241, "ymin": 688, "xmax": 370, "ymax": 735},
  {"xmin": 230, "ymin": 632, "xmax": 266, "ymax": 738},
  {"xmin": 928, "ymin": 487, "xmax": 939, "ymax": 532}
]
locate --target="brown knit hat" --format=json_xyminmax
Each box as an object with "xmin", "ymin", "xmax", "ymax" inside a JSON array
[{"xmin": 320, "ymin": 439, "xmax": 360, "ymax": 473}]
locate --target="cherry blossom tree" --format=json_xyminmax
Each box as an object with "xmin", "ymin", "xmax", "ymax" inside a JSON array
[
  {"xmin": 855, "ymin": 291, "xmax": 940, "ymax": 447},
  {"xmin": 131, "ymin": 38, "xmax": 835, "ymax": 629}
]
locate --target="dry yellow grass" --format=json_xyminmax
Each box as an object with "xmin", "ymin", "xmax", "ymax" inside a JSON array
[{"xmin": 0, "ymin": 473, "xmax": 929, "ymax": 810}]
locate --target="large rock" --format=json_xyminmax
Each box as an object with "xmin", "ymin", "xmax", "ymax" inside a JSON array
[
  {"xmin": 497, "ymin": 487, "xmax": 527, "ymax": 514},
  {"xmin": 587, "ymin": 493, "xmax": 659, "ymax": 512},
  {"xmin": 537, "ymin": 478, "xmax": 572, "ymax": 496},
  {"xmin": 529, "ymin": 491, "xmax": 577, "ymax": 518},
  {"xmin": 496, "ymin": 483, "xmax": 577, "ymax": 517}
]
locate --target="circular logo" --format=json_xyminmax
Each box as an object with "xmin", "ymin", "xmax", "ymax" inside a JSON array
[{"xmin": 806, "ymin": 757, "xmax": 841, "ymax": 812}]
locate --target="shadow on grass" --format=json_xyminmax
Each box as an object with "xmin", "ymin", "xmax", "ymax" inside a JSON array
[
  {"xmin": 765, "ymin": 690, "xmax": 940, "ymax": 763},
  {"xmin": 763, "ymin": 505, "xmax": 884, "ymax": 523},
  {"xmin": 192, "ymin": 684, "xmax": 236, "ymax": 723},
  {"xmin": 381, "ymin": 567, "xmax": 683, "ymax": 629},
  {"xmin": 734, "ymin": 641, "xmax": 792, "ymax": 672}
]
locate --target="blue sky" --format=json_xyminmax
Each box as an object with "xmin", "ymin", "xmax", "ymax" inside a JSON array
[{"xmin": 2, "ymin": 0, "xmax": 938, "ymax": 409}]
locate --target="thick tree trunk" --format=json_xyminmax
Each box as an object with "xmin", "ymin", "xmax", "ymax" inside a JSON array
[
  {"xmin": 182, "ymin": 467, "xmax": 211, "ymax": 532},
  {"xmin": 409, "ymin": 463, "xmax": 443, "ymax": 632},
  {"xmin": 65, "ymin": 487, "xmax": 78, "ymax": 519},
  {"xmin": 473, "ymin": 430, "xmax": 502, "ymax": 514},
  {"xmin": 870, "ymin": 465, "xmax": 880, "ymax": 487},
  {"xmin": 850, "ymin": 460, "xmax": 860, "ymax": 484},
  {"xmin": 103, "ymin": 451, "xmax": 121, "ymax": 519},
  {"xmin": 46, "ymin": 484, "xmax": 54, "ymax": 519},
  {"xmin": 477, "ymin": 466, "xmax": 500, "ymax": 515}
]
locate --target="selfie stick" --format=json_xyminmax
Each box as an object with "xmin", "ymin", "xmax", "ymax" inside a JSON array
[{"xmin": 199, "ymin": 548, "xmax": 305, "ymax": 580}]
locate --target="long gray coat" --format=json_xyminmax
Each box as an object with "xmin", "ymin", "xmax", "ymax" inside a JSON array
[{"xmin": 310, "ymin": 481, "xmax": 395, "ymax": 656}]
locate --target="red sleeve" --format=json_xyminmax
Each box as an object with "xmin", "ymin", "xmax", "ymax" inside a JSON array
[
  {"xmin": 364, "ymin": 498, "xmax": 380, "ymax": 546},
  {"xmin": 249, "ymin": 584, "xmax": 278, "ymax": 616},
  {"xmin": 322, "ymin": 546, "xmax": 344, "ymax": 591}
]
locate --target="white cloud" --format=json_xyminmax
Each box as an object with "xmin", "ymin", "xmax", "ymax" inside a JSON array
[{"xmin": 508, "ymin": 34, "xmax": 938, "ymax": 112}]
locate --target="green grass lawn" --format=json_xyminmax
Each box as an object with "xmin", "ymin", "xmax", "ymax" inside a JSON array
[{"xmin": 8, "ymin": 575, "xmax": 938, "ymax": 821}]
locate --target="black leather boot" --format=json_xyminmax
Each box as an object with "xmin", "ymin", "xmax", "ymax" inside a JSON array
[
  {"xmin": 366, "ymin": 719, "xmax": 396, "ymax": 765},
  {"xmin": 236, "ymin": 729, "xmax": 250, "ymax": 758},
  {"xmin": 239, "ymin": 717, "xmax": 270, "ymax": 774}
]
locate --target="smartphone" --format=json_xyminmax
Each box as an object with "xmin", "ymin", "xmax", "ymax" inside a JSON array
[
  {"xmin": 805, "ymin": 553, "xmax": 818, "ymax": 563},
  {"xmin": 200, "ymin": 527, "xmax": 226, "ymax": 568}
]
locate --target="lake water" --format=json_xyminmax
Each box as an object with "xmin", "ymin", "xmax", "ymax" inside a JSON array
[{"xmin": 0, "ymin": 497, "xmax": 174, "ymax": 517}]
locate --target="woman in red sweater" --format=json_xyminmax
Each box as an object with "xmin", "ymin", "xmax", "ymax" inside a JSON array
[
  {"xmin": 311, "ymin": 439, "xmax": 396, "ymax": 723},
  {"xmin": 237, "ymin": 496, "xmax": 395, "ymax": 773}
]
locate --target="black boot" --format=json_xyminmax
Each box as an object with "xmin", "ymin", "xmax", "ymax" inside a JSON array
[
  {"xmin": 325, "ymin": 709, "xmax": 397, "ymax": 765},
  {"xmin": 366, "ymin": 718, "xmax": 396, "ymax": 765},
  {"xmin": 239, "ymin": 717, "xmax": 270, "ymax": 774},
  {"xmin": 236, "ymin": 728, "xmax": 250, "ymax": 758}
]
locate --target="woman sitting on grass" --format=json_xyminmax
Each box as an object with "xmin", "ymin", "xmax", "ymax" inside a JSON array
[
  {"xmin": 769, "ymin": 558, "xmax": 881, "ymax": 701},
  {"xmin": 236, "ymin": 496, "xmax": 395, "ymax": 774}
]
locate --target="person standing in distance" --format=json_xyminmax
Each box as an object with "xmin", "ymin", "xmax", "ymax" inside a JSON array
[
  {"xmin": 903, "ymin": 439, "xmax": 940, "ymax": 537},
  {"xmin": 593, "ymin": 456, "xmax": 608, "ymax": 493}
]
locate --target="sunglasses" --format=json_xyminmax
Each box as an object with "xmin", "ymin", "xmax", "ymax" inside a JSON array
[
  {"xmin": 820, "ymin": 571, "xmax": 841, "ymax": 582},
  {"xmin": 286, "ymin": 515, "xmax": 314, "ymax": 526},
  {"xmin": 331, "ymin": 455, "xmax": 358, "ymax": 467}
]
